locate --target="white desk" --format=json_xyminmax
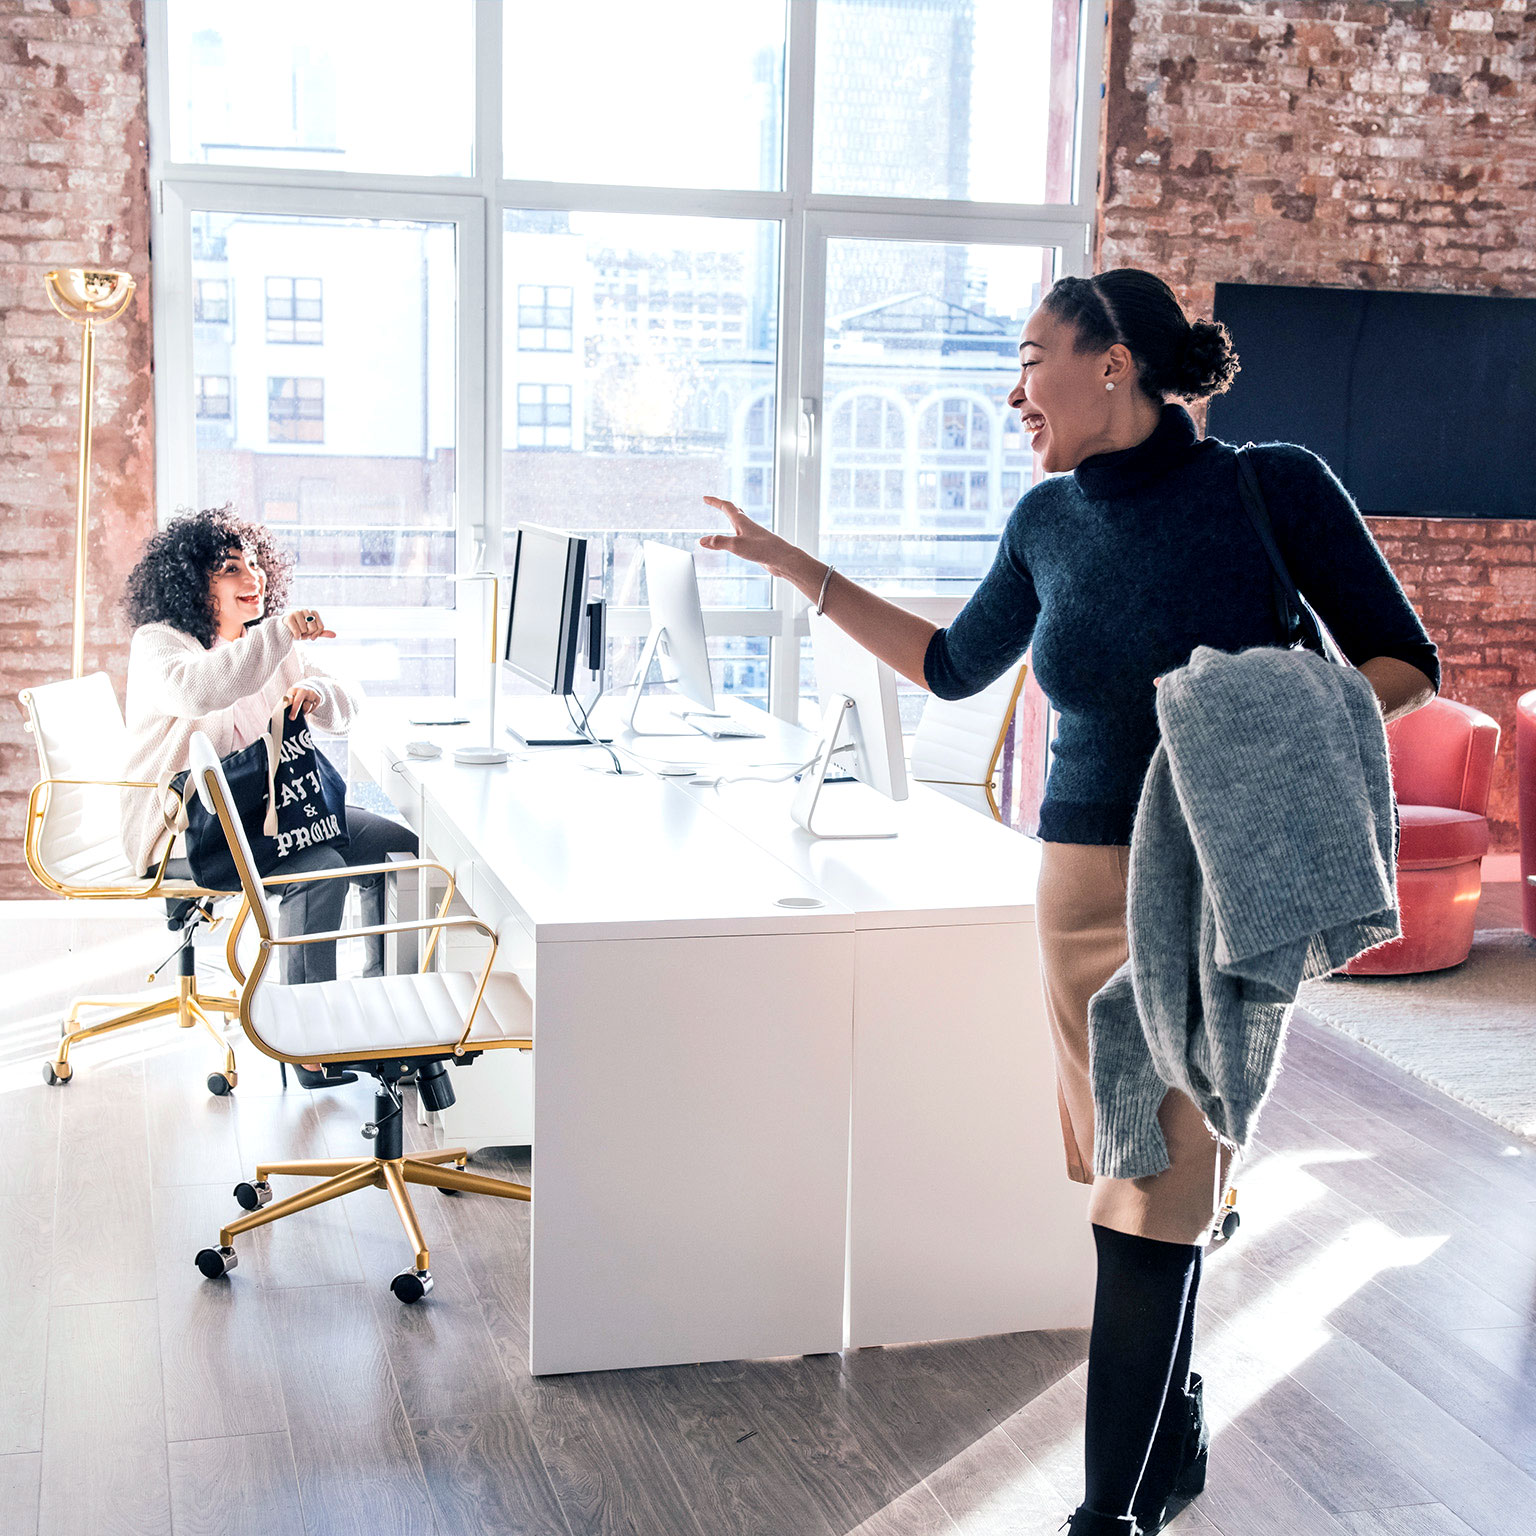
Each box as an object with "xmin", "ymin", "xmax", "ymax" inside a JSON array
[{"xmin": 352, "ymin": 699, "xmax": 1094, "ymax": 1374}]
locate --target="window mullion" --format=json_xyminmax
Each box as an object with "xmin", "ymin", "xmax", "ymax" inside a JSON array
[{"xmin": 769, "ymin": 0, "xmax": 819, "ymax": 722}]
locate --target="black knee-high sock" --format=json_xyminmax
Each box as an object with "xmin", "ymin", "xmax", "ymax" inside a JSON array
[
  {"xmin": 1166, "ymin": 1242, "xmax": 1202, "ymax": 1401},
  {"xmin": 1082, "ymin": 1224, "xmax": 1200, "ymax": 1519}
]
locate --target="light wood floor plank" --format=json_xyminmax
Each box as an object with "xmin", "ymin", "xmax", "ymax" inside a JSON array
[
  {"xmin": 39, "ymin": 1299, "xmax": 171, "ymax": 1536},
  {"xmin": 152, "ymin": 1184, "xmax": 288, "ymax": 1442},
  {"xmin": 1289, "ymin": 1332, "xmax": 1536, "ymax": 1536},
  {"xmin": 412, "ymin": 1413, "xmax": 576, "ymax": 1536},
  {"xmin": 50, "ymin": 1058, "xmax": 156, "ymax": 1307},
  {"xmin": 166, "ymin": 1432, "xmax": 305, "ymax": 1536},
  {"xmin": 0, "ymin": 1454, "xmax": 41, "ymax": 1536},
  {"xmin": 259, "ymin": 1283, "xmax": 435, "ymax": 1536},
  {"xmin": 0, "ymin": 1192, "xmax": 52, "ymax": 1456}
]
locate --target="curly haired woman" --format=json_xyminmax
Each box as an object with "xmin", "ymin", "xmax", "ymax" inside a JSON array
[{"xmin": 121, "ymin": 506, "xmax": 416, "ymax": 1086}]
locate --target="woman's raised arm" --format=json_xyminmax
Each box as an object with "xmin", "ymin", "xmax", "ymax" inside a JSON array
[{"xmin": 700, "ymin": 496, "xmax": 938, "ymax": 689}]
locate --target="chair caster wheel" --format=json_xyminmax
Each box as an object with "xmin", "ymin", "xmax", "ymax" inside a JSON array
[
  {"xmin": 390, "ymin": 1268, "xmax": 432, "ymax": 1304},
  {"xmin": 195, "ymin": 1245, "xmax": 237, "ymax": 1279},
  {"xmin": 233, "ymin": 1180, "xmax": 272, "ymax": 1212},
  {"xmin": 1220, "ymin": 1209, "xmax": 1240, "ymax": 1239},
  {"xmin": 207, "ymin": 1072, "xmax": 234, "ymax": 1096},
  {"xmin": 42, "ymin": 1060, "xmax": 71, "ymax": 1087}
]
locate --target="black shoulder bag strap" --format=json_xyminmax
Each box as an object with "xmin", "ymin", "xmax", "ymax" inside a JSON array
[{"xmin": 1233, "ymin": 446, "xmax": 1342, "ymax": 664}]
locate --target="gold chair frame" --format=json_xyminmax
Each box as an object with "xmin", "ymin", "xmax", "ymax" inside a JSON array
[
  {"xmin": 193, "ymin": 751, "xmax": 532, "ymax": 1289},
  {"xmin": 910, "ymin": 662, "xmax": 1030, "ymax": 822},
  {"xmin": 21, "ymin": 762, "xmax": 248, "ymax": 1086}
]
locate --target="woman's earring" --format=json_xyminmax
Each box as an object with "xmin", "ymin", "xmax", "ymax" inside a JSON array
[{"xmin": 1105, "ymin": 381, "xmax": 1116, "ymax": 392}]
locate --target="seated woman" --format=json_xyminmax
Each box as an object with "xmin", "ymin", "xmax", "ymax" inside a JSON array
[{"xmin": 121, "ymin": 506, "xmax": 417, "ymax": 1088}]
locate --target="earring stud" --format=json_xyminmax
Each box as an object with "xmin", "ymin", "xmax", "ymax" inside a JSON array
[{"xmin": 1105, "ymin": 381, "xmax": 1116, "ymax": 392}]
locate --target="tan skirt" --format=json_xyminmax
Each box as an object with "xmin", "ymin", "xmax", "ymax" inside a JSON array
[{"xmin": 1035, "ymin": 841, "xmax": 1237, "ymax": 1247}]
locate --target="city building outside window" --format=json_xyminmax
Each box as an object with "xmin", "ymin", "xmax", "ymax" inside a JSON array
[
  {"xmin": 195, "ymin": 375, "xmax": 231, "ymax": 418},
  {"xmin": 517, "ymin": 284, "xmax": 574, "ymax": 350},
  {"xmin": 268, "ymin": 376, "xmax": 324, "ymax": 443},
  {"xmin": 517, "ymin": 383, "xmax": 573, "ymax": 449},
  {"xmin": 265, "ymin": 276, "xmax": 323, "ymax": 343},
  {"xmin": 194, "ymin": 277, "xmax": 228, "ymax": 324}
]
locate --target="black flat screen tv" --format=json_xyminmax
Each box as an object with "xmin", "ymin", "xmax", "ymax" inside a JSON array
[{"xmin": 1207, "ymin": 281, "xmax": 1536, "ymax": 519}]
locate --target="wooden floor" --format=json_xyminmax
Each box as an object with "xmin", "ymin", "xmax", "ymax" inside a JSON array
[{"xmin": 1, "ymin": 897, "xmax": 1533, "ymax": 1536}]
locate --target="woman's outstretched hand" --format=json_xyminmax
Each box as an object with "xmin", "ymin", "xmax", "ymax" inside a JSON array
[{"xmin": 699, "ymin": 496, "xmax": 806, "ymax": 581}]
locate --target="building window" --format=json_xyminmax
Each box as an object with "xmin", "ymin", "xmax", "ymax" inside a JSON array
[
  {"xmin": 359, "ymin": 531, "xmax": 395, "ymax": 567},
  {"xmin": 516, "ymin": 383, "xmax": 572, "ymax": 449},
  {"xmin": 195, "ymin": 375, "xmax": 231, "ymax": 419},
  {"xmin": 517, "ymin": 285, "xmax": 573, "ymax": 351},
  {"xmin": 266, "ymin": 277, "xmax": 323, "ymax": 344},
  {"xmin": 268, "ymin": 376, "xmax": 324, "ymax": 443},
  {"xmin": 194, "ymin": 278, "xmax": 229, "ymax": 324}
]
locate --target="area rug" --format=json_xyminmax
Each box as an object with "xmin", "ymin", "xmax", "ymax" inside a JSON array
[{"xmin": 1296, "ymin": 928, "xmax": 1536, "ymax": 1144}]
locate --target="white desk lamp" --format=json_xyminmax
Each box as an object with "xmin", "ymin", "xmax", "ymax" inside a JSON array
[{"xmin": 449, "ymin": 571, "xmax": 509, "ymax": 766}]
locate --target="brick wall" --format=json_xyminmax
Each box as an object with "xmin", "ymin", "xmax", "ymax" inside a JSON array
[
  {"xmin": 1098, "ymin": 0, "xmax": 1536, "ymax": 852},
  {"xmin": 0, "ymin": 0, "xmax": 152, "ymax": 896}
]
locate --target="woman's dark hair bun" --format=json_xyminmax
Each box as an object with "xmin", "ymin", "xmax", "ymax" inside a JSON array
[
  {"xmin": 1042, "ymin": 267, "xmax": 1240, "ymax": 402},
  {"xmin": 1171, "ymin": 317, "xmax": 1240, "ymax": 401}
]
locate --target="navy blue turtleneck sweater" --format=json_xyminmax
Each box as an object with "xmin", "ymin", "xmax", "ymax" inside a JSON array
[{"xmin": 923, "ymin": 404, "xmax": 1440, "ymax": 846}]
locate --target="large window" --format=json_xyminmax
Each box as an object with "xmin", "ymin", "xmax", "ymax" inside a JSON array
[{"xmin": 150, "ymin": 2, "xmax": 1100, "ymax": 717}]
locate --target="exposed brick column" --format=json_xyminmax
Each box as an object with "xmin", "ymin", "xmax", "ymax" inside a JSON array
[
  {"xmin": 0, "ymin": 0, "xmax": 153, "ymax": 896},
  {"xmin": 1098, "ymin": 0, "xmax": 1536, "ymax": 853}
]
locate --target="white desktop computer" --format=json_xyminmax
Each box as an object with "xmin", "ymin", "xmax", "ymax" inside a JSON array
[
  {"xmin": 625, "ymin": 541, "xmax": 762, "ymax": 739},
  {"xmin": 792, "ymin": 611, "xmax": 909, "ymax": 839}
]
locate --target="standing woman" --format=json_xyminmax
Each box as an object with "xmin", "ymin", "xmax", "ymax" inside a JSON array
[
  {"xmin": 121, "ymin": 506, "xmax": 418, "ymax": 1087},
  {"xmin": 701, "ymin": 267, "xmax": 1438, "ymax": 1536}
]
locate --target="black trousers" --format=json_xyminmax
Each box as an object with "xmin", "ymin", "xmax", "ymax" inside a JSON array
[{"xmin": 164, "ymin": 805, "xmax": 418, "ymax": 984}]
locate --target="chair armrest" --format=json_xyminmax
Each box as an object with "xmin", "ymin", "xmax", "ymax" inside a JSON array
[
  {"xmin": 264, "ymin": 916, "xmax": 503, "ymax": 1054},
  {"xmin": 262, "ymin": 915, "xmax": 496, "ymax": 948},
  {"xmin": 24, "ymin": 777, "xmax": 197, "ymax": 899},
  {"xmin": 256, "ymin": 857, "xmax": 455, "ymax": 888},
  {"xmin": 243, "ymin": 858, "xmax": 460, "ymax": 972}
]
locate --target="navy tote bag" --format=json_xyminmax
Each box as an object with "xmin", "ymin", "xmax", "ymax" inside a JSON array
[{"xmin": 163, "ymin": 701, "xmax": 349, "ymax": 891}]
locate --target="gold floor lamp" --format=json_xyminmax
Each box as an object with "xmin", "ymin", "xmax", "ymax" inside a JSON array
[{"xmin": 44, "ymin": 267, "xmax": 136, "ymax": 678}]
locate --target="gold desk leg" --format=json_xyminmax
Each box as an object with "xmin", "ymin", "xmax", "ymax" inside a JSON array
[
  {"xmin": 381, "ymin": 1160, "xmax": 431, "ymax": 1273},
  {"xmin": 404, "ymin": 1160, "xmax": 530, "ymax": 1203},
  {"xmin": 219, "ymin": 1162, "xmax": 380, "ymax": 1248}
]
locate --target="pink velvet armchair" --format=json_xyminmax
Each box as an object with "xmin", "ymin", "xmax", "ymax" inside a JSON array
[
  {"xmin": 1343, "ymin": 695, "xmax": 1501, "ymax": 975},
  {"xmin": 1519, "ymin": 689, "xmax": 1535, "ymax": 939}
]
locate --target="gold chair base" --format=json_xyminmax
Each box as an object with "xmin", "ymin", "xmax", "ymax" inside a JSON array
[
  {"xmin": 46, "ymin": 975, "xmax": 240, "ymax": 1086},
  {"xmin": 220, "ymin": 1149, "xmax": 530, "ymax": 1273}
]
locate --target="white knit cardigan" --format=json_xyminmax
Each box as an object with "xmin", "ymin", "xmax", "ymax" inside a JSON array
[{"xmin": 120, "ymin": 620, "xmax": 358, "ymax": 876}]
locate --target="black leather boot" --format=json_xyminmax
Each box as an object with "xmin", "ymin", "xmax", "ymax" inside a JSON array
[
  {"xmin": 1059, "ymin": 1508, "xmax": 1142, "ymax": 1535},
  {"xmin": 1130, "ymin": 1371, "xmax": 1209, "ymax": 1534}
]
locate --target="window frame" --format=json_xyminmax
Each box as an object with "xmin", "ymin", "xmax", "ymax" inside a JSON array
[{"xmin": 146, "ymin": 0, "xmax": 1104, "ymax": 714}]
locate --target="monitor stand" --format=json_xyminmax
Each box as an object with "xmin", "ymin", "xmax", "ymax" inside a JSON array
[
  {"xmin": 622, "ymin": 624, "xmax": 698, "ymax": 736},
  {"xmin": 504, "ymin": 694, "xmax": 612, "ymax": 748},
  {"xmin": 790, "ymin": 695, "xmax": 897, "ymax": 840}
]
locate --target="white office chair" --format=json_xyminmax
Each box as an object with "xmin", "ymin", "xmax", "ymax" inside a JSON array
[
  {"xmin": 908, "ymin": 660, "xmax": 1029, "ymax": 821},
  {"xmin": 183, "ymin": 730, "xmax": 535, "ymax": 1302},
  {"xmin": 19, "ymin": 672, "xmax": 246, "ymax": 1091}
]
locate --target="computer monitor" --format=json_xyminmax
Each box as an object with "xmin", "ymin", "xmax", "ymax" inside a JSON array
[
  {"xmin": 792, "ymin": 611, "xmax": 908, "ymax": 839},
  {"xmin": 624, "ymin": 541, "xmax": 768, "ymax": 740},
  {"xmin": 503, "ymin": 524, "xmax": 588, "ymax": 694},
  {"xmin": 501, "ymin": 525, "xmax": 597, "ymax": 747}
]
